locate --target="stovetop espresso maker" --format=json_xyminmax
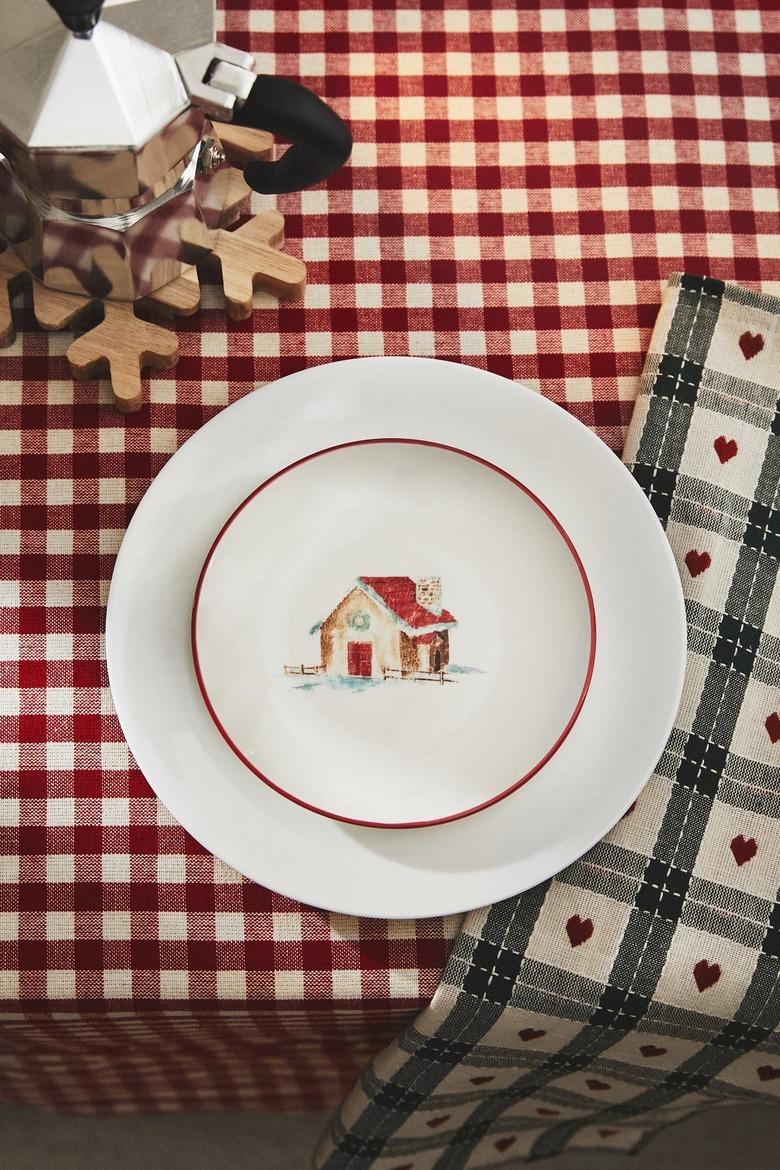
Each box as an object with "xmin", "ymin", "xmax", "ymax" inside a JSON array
[{"xmin": 0, "ymin": 0, "xmax": 351, "ymax": 301}]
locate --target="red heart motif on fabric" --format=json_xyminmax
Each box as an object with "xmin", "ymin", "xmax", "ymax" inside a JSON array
[
  {"xmin": 586, "ymin": 1078, "xmax": 611, "ymax": 1091},
  {"xmin": 599, "ymin": 1129, "xmax": 618, "ymax": 1138},
  {"xmin": 518, "ymin": 1028, "xmax": 546, "ymax": 1042},
  {"xmin": 685, "ymin": 550, "xmax": 711, "ymax": 578},
  {"xmin": 427, "ymin": 1115, "xmax": 450, "ymax": 1128},
  {"xmin": 693, "ymin": 960, "xmax": 721, "ymax": 992},
  {"xmin": 730, "ymin": 834, "xmax": 758, "ymax": 866},
  {"xmin": 713, "ymin": 436, "xmax": 738, "ymax": 463},
  {"xmin": 757, "ymin": 1065, "xmax": 780, "ymax": 1082},
  {"xmin": 566, "ymin": 915, "xmax": 594, "ymax": 947},
  {"xmin": 640, "ymin": 1044, "xmax": 667, "ymax": 1058},
  {"xmin": 766, "ymin": 712, "xmax": 780, "ymax": 744},
  {"xmin": 537, "ymin": 1107, "xmax": 560, "ymax": 1116},
  {"xmin": 739, "ymin": 331, "xmax": 764, "ymax": 360},
  {"xmin": 470, "ymin": 1075, "xmax": 495, "ymax": 1085},
  {"xmin": 495, "ymin": 1137, "xmax": 516, "ymax": 1153}
]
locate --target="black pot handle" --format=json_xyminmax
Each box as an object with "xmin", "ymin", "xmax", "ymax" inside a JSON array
[{"xmin": 233, "ymin": 74, "xmax": 352, "ymax": 195}]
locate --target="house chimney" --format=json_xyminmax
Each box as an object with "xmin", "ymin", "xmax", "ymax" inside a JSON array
[{"xmin": 416, "ymin": 576, "xmax": 442, "ymax": 613}]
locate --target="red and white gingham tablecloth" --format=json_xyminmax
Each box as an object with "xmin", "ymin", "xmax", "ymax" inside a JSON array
[{"xmin": 1, "ymin": 0, "xmax": 779, "ymax": 1114}]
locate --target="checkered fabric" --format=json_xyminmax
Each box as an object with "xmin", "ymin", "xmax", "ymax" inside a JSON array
[
  {"xmin": 315, "ymin": 273, "xmax": 780, "ymax": 1167},
  {"xmin": 1, "ymin": 0, "xmax": 779, "ymax": 1115}
]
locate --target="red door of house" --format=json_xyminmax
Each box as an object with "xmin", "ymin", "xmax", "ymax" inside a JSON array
[{"xmin": 347, "ymin": 642, "xmax": 372, "ymax": 677}]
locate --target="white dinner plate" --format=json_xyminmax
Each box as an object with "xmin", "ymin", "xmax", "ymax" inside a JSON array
[
  {"xmin": 192, "ymin": 438, "xmax": 596, "ymax": 827},
  {"xmin": 107, "ymin": 358, "xmax": 685, "ymax": 918}
]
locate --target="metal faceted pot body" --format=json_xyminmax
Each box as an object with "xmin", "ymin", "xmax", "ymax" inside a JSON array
[{"xmin": 0, "ymin": 0, "xmax": 351, "ymax": 301}]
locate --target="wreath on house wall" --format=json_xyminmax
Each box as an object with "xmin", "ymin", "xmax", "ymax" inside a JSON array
[{"xmin": 347, "ymin": 611, "xmax": 371, "ymax": 631}]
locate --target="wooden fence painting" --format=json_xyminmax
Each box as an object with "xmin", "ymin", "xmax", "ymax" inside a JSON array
[
  {"xmin": 384, "ymin": 668, "xmax": 454, "ymax": 685},
  {"xmin": 282, "ymin": 665, "xmax": 454, "ymax": 684}
]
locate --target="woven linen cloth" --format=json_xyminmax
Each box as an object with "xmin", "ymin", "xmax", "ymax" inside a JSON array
[
  {"xmin": 316, "ymin": 272, "xmax": 780, "ymax": 1167},
  {"xmin": 1, "ymin": 1, "xmax": 780, "ymax": 1115}
]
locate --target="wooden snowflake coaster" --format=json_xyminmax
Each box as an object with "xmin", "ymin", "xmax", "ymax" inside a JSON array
[{"xmin": 0, "ymin": 126, "xmax": 306, "ymax": 413}]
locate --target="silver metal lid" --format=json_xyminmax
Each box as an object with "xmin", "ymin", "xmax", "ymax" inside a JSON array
[
  {"xmin": 0, "ymin": 0, "xmax": 216, "ymax": 151},
  {"xmin": 100, "ymin": 0, "xmax": 215, "ymax": 55}
]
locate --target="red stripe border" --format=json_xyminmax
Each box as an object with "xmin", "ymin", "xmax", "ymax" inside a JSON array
[{"xmin": 191, "ymin": 438, "xmax": 597, "ymax": 829}]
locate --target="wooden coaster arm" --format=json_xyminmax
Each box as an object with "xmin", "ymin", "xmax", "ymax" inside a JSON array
[
  {"xmin": 0, "ymin": 247, "xmax": 28, "ymax": 346},
  {"xmin": 67, "ymin": 303, "xmax": 179, "ymax": 414},
  {"xmin": 0, "ymin": 128, "xmax": 308, "ymax": 413},
  {"xmin": 213, "ymin": 211, "xmax": 306, "ymax": 320}
]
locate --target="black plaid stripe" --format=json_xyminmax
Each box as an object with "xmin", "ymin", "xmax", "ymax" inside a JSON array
[
  {"xmin": 462, "ymin": 940, "xmax": 523, "ymax": 1007},
  {"xmin": 685, "ymin": 599, "xmax": 726, "ymax": 662},
  {"xmin": 319, "ymin": 271, "xmax": 780, "ymax": 1169},
  {"xmin": 558, "ymin": 842, "xmax": 646, "ymax": 903},
  {"xmin": 634, "ymin": 859, "xmax": 691, "ymax": 920},
  {"xmin": 698, "ymin": 371, "xmax": 778, "ymax": 430},
  {"xmin": 591, "ymin": 985, "xmax": 652, "ymax": 1031},
  {"xmin": 477, "ymin": 887, "xmax": 552, "ymax": 955},
  {"xmin": 669, "ymin": 477, "xmax": 751, "ymax": 541},
  {"xmin": 718, "ymin": 760, "xmax": 780, "ymax": 820},
  {"xmin": 675, "ymin": 735, "xmax": 728, "ymax": 797},
  {"xmin": 508, "ymin": 960, "xmax": 605, "ymax": 1015},
  {"xmin": 690, "ymin": 665, "xmax": 751, "ymax": 749},
  {"xmin": 722, "ymin": 282, "xmax": 780, "ymax": 315},
  {"xmin": 681, "ymin": 902, "xmax": 768, "ymax": 950},
  {"xmin": 730, "ymin": 545, "xmax": 779, "ymax": 631},
  {"xmin": 457, "ymin": 884, "xmax": 550, "ymax": 1005},
  {"xmin": 630, "ymin": 275, "xmax": 726, "ymax": 527},
  {"xmin": 529, "ymin": 1047, "xmax": 761, "ymax": 1164},
  {"xmin": 655, "ymin": 789, "xmax": 713, "ymax": 878},
  {"xmin": 653, "ymin": 353, "xmax": 704, "ymax": 407},
  {"xmin": 712, "ymin": 614, "xmax": 762, "ymax": 675},
  {"xmin": 713, "ymin": 1020, "xmax": 773, "ymax": 1050},
  {"xmin": 733, "ymin": 951, "xmax": 780, "ymax": 1035},
  {"xmin": 500, "ymin": 982, "xmax": 592, "ymax": 1024},
  {"xmin": 325, "ymin": 1007, "xmax": 501, "ymax": 1165},
  {"xmin": 653, "ymin": 729, "xmax": 691, "ymax": 781},
  {"xmin": 319, "ymin": 899, "xmax": 543, "ymax": 1167},
  {"xmin": 668, "ymin": 275, "xmax": 724, "ymax": 368},
  {"xmin": 631, "ymin": 462, "xmax": 678, "ymax": 525},
  {"xmin": 745, "ymin": 499, "xmax": 780, "ymax": 558},
  {"xmin": 761, "ymin": 903, "xmax": 780, "ymax": 959},
  {"xmin": 753, "ymin": 630, "xmax": 780, "ymax": 688},
  {"xmin": 756, "ymin": 410, "xmax": 780, "ymax": 472},
  {"xmin": 686, "ymin": 878, "xmax": 775, "ymax": 950}
]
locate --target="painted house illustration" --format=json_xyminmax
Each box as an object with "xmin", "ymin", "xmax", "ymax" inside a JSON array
[{"xmin": 310, "ymin": 577, "xmax": 457, "ymax": 679}]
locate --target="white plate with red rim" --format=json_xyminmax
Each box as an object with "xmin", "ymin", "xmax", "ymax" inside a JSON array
[
  {"xmin": 107, "ymin": 358, "xmax": 685, "ymax": 918},
  {"xmin": 192, "ymin": 437, "xmax": 596, "ymax": 828}
]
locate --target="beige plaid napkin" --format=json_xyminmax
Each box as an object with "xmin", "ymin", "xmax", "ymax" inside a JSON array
[{"xmin": 316, "ymin": 274, "xmax": 780, "ymax": 1167}]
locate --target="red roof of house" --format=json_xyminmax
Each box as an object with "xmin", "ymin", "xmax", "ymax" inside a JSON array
[{"xmin": 358, "ymin": 577, "xmax": 456, "ymax": 628}]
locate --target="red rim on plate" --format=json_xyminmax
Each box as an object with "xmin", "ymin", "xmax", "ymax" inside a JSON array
[{"xmin": 191, "ymin": 438, "xmax": 597, "ymax": 829}]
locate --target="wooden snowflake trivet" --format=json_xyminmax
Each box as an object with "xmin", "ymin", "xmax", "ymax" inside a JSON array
[{"xmin": 0, "ymin": 125, "xmax": 306, "ymax": 413}]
